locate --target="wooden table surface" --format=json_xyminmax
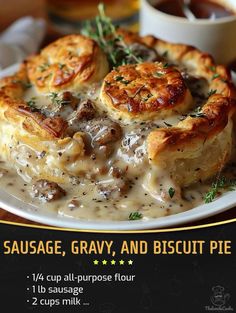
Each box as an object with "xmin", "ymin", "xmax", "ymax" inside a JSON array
[{"xmin": 0, "ymin": 0, "xmax": 235, "ymax": 229}]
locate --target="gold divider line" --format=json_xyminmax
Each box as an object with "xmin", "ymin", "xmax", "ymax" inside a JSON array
[{"xmin": 0, "ymin": 217, "xmax": 236, "ymax": 234}]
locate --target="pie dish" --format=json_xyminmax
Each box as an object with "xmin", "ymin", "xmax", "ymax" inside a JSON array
[{"xmin": 0, "ymin": 26, "xmax": 235, "ymax": 224}]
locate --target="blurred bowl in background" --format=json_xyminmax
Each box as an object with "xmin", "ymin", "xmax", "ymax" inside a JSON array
[
  {"xmin": 140, "ymin": 0, "xmax": 236, "ymax": 65},
  {"xmin": 46, "ymin": 0, "xmax": 140, "ymax": 34}
]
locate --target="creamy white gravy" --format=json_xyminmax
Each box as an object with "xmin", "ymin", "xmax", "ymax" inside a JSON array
[
  {"xmin": 1, "ymin": 157, "xmax": 235, "ymax": 221},
  {"xmin": 0, "ymin": 158, "xmax": 211, "ymax": 221}
]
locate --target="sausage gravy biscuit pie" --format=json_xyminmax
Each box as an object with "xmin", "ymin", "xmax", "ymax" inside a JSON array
[{"xmin": 0, "ymin": 7, "xmax": 235, "ymax": 224}]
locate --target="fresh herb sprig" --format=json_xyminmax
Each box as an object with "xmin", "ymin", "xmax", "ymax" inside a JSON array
[
  {"xmin": 189, "ymin": 106, "xmax": 206, "ymax": 119},
  {"xmin": 82, "ymin": 3, "xmax": 142, "ymax": 68},
  {"xmin": 129, "ymin": 211, "xmax": 143, "ymax": 220},
  {"xmin": 204, "ymin": 176, "xmax": 236, "ymax": 203},
  {"xmin": 164, "ymin": 121, "xmax": 172, "ymax": 127},
  {"xmin": 168, "ymin": 187, "xmax": 175, "ymax": 199},
  {"xmin": 189, "ymin": 112, "xmax": 206, "ymax": 118},
  {"xmin": 27, "ymin": 97, "xmax": 37, "ymax": 109},
  {"xmin": 38, "ymin": 63, "xmax": 50, "ymax": 72},
  {"xmin": 12, "ymin": 79, "xmax": 32, "ymax": 89},
  {"xmin": 208, "ymin": 89, "xmax": 217, "ymax": 97},
  {"xmin": 48, "ymin": 92, "xmax": 71, "ymax": 107}
]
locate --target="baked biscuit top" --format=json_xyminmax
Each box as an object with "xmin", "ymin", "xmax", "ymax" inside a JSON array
[
  {"xmin": 27, "ymin": 35, "xmax": 109, "ymax": 93},
  {"xmin": 100, "ymin": 62, "xmax": 193, "ymax": 121}
]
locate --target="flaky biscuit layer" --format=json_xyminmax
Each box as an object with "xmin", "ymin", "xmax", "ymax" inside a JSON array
[{"xmin": 100, "ymin": 62, "xmax": 193, "ymax": 121}]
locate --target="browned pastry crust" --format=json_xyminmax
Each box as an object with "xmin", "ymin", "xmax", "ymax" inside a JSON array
[
  {"xmin": 147, "ymin": 95, "xmax": 235, "ymax": 185},
  {"xmin": 26, "ymin": 35, "xmax": 109, "ymax": 93},
  {"xmin": 148, "ymin": 95, "xmax": 234, "ymax": 159},
  {"xmin": 142, "ymin": 34, "xmax": 236, "ymax": 185},
  {"xmin": 0, "ymin": 35, "xmax": 110, "ymax": 140},
  {"xmin": 100, "ymin": 62, "xmax": 193, "ymax": 121},
  {"xmin": 0, "ymin": 64, "xmax": 67, "ymax": 139}
]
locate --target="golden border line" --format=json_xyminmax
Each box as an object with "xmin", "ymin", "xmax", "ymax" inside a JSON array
[{"xmin": 0, "ymin": 217, "xmax": 235, "ymax": 233}]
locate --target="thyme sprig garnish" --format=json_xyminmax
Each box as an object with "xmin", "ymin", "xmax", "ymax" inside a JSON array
[
  {"xmin": 129, "ymin": 211, "xmax": 143, "ymax": 220},
  {"xmin": 163, "ymin": 63, "xmax": 170, "ymax": 69},
  {"xmin": 189, "ymin": 106, "xmax": 206, "ymax": 118},
  {"xmin": 154, "ymin": 72, "xmax": 164, "ymax": 78},
  {"xmin": 212, "ymin": 73, "xmax": 220, "ymax": 80},
  {"xmin": 164, "ymin": 121, "xmax": 172, "ymax": 127},
  {"xmin": 27, "ymin": 97, "xmax": 37, "ymax": 109},
  {"xmin": 48, "ymin": 92, "xmax": 71, "ymax": 107},
  {"xmin": 115, "ymin": 76, "xmax": 130, "ymax": 85},
  {"xmin": 82, "ymin": 3, "xmax": 142, "ymax": 67},
  {"xmin": 189, "ymin": 112, "xmax": 206, "ymax": 118},
  {"xmin": 168, "ymin": 187, "xmax": 175, "ymax": 199},
  {"xmin": 208, "ymin": 65, "xmax": 227, "ymax": 83},
  {"xmin": 58, "ymin": 63, "xmax": 66, "ymax": 70},
  {"xmin": 162, "ymin": 51, "xmax": 168, "ymax": 58},
  {"xmin": 204, "ymin": 176, "xmax": 236, "ymax": 203},
  {"xmin": 12, "ymin": 79, "xmax": 32, "ymax": 89},
  {"xmin": 208, "ymin": 89, "xmax": 217, "ymax": 97},
  {"xmin": 38, "ymin": 63, "xmax": 50, "ymax": 72}
]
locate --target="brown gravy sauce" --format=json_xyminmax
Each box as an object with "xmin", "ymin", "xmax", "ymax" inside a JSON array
[{"xmin": 154, "ymin": 0, "xmax": 235, "ymax": 19}]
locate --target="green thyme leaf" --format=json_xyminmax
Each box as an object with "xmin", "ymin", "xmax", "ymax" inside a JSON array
[
  {"xmin": 155, "ymin": 72, "xmax": 164, "ymax": 77},
  {"xmin": 189, "ymin": 112, "xmax": 206, "ymax": 118},
  {"xmin": 121, "ymin": 79, "xmax": 130, "ymax": 85},
  {"xmin": 168, "ymin": 187, "xmax": 175, "ymax": 199},
  {"xmin": 164, "ymin": 121, "xmax": 172, "ymax": 127},
  {"xmin": 115, "ymin": 76, "xmax": 124, "ymax": 81},
  {"xmin": 129, "ymin": 211, "xmax": 143, "ymax": 220},
  {"xmin": 162, "ymin": 51, "xmax": 168, "ymax": 58},
  {"xmin": 38, "ymin": 63, "xmax": 50, "ymax": 72},
  {"xmin": 58, "ymin": 63, "xmax": 66, "ymax": 70},
  {"xmin": 163, "ymin": 63, "xmax": 170, "ymax": 69},
  {"xmin": 27, "ymin": 97, "xmax": 37, "ymax": 108},
  {"xmin": 114, "ymin": 76, "xmax": 130, "ymax": 85},
  {"xmin": 143, "ymin": 93, "xmax": 153, "ymax": 102},
  {"xmin": 209, "ymin": 66, "xmax": 216, "ymax": 72},
  {"xmin": 48, "ymin": 92, "xmax": 71, "ymax": 107},
  {"xmin": 23, "ymin": 82, "xmax": 33, "ymax": 89},
  {"xmin": 12, "ymin": 80, "xmax": 32, "ymax": 89},
  {"xmin": 208, "ymin": 89, "xmax": 217, "ymax": 97},
  {"xmin": 212, "ymin": 73, "xmax": 220, "ymax": 80}
]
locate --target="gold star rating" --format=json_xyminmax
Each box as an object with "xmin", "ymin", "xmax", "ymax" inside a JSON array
[{"xmin": 92, "ymin": 259, "xmax": 134, "ymax": 266}]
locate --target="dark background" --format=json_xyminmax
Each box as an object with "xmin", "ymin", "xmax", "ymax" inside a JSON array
[{"xmin": 0, "ymin": 222, "xmax": 235, "ymax": 313}]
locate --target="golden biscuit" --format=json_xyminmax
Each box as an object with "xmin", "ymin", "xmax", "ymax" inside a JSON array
[
  {"xmin": 145, "ymin": 36, "xmax": 236, "ymax": 186},
  {"xmin": 100, "ymin": 62, "xmax": 193, "ymax": 121},
  {"xmin": 27, "ymin": 35, "xmax": 109, "ymax": 93}
]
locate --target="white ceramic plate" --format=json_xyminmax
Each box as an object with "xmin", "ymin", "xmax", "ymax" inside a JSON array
[{"xmin": 0, "ymin": 64, "xmax": 236, "ymax": 231}]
